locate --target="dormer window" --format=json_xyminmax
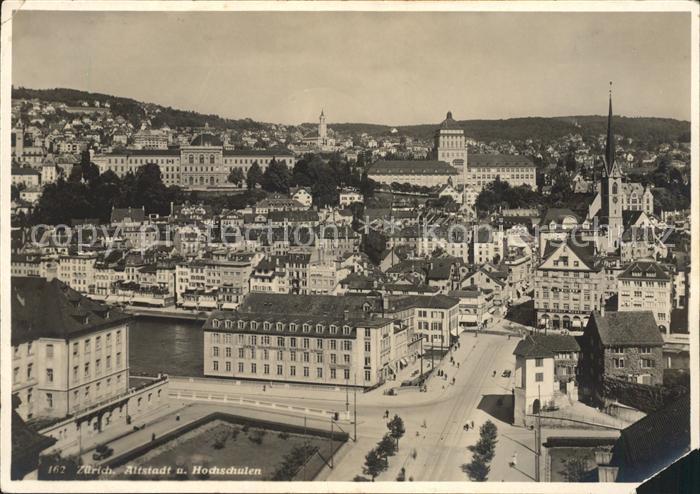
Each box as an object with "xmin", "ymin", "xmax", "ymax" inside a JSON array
[
  {"xmin": 303, "ymin": 324, "xmax": 310, "ymax": 333},
  {"xmin": 263, "ymin": 322, "xmax": 271, "ymax": 331},
  {"xmin": 330, "ymin": 325, "xmax": 338, "ymax": 334},
  {"xmin": 251, "ymin": 321, "xmax": 258, "ymax": 330},
  {"xmin": 238, "ymin": 321, "xmax": 244, "ymax": 329},
  {"xmin": 289, "ymin": 323, "xmax": 297, "ymax": 332},
  {"xmin": 316, "ymin": 324, "xmax": 324, "ymax": 333},
  {"xmin": 276, "ymin": 322, "xmax": 284, "ymax": 332},
  {"xmin": 212, "ymin": 319, "xmax": 220, "ymax": 328},
  {"xmin": 343, "ymin": 325, "xmax": 351, "ymax": 335},
  {"xmin": 225, "ymin": 320, "xmax": 232, "ymax": 329}
]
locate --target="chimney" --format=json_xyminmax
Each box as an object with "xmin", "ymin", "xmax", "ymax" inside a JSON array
[
  {"xmin": 343, "ymin": 310, "xmax": 350, "ymax": 321},
  {"xmin": 382, "ymin": 295, "xmax": 390, "ymax": 312}
]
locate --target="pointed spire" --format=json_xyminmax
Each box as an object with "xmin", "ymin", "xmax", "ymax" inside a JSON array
[{"xmin": 605, "ymin": 81, "xmax": 615, "ymax": 173}]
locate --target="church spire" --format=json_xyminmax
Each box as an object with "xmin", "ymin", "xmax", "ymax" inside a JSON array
[{"xmin": 605, "ymin": 82, "xmax": 615, "ymax": 174}]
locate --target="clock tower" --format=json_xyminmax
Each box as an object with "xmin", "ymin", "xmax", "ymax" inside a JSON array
[{"xmin": 600, "ymin": 85, "xmax": 623, "ymax": 248}]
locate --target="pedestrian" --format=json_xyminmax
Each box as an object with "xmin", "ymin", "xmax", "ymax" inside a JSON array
[
  {"xmin": 457, "ymin": 362, "xmax": 460, "ymax": 368},
  {"xmin": 465, "ymin": 423, "xmax": 469, "ymax": 431},
  {"xmin": 263, "ymin": 385, "xmax": 266, "ymax": 392},
  {"xmin": 151, "ymin": 432, "xmax": 156, "ymax": 442},
  {"xmin": 471, "ymin": 420, "xmax": 474, "ymax": 428}
]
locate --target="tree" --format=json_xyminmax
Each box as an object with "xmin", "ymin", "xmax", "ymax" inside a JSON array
[
  {"xmin": 246, "ymin": 161, "xmax": 263, "ymax": 190},
  {"xmin": 362, "ymin": 448, "xmax": 386, "ymax": 481},
  {"xmin": 465, "ymin": 454, "xmax": 490, "ymax": 481},
  {"xmin": 227, "ymin": 168, "xmax": 245, "ymax": 187},
  {"xmin": 465, "ymin": 420, "xmax": 498, "ymax": 481},
  {"xmin": 387, "ymin": 415, "xmax": 406, "ymax": 451},
  {"xmin": 562, "ymin": 456, "xmax": 589, "ymax": 482},
  {"xmin": 261, "ymin": 157, "xmax": 291, "ymax": 193},
  {"xmin": 376, "ymin": 433, "xmax": 397, "ymax": 460}
]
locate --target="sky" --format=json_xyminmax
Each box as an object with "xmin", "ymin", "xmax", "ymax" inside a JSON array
[{"xmin": 11, "ymin": 10, "xmax": 692, "ymax": 125}]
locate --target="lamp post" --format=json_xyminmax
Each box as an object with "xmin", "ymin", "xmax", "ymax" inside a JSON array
[{"xmin": 353, "ymin": 372, "xmax": 358, "ymax": 442}]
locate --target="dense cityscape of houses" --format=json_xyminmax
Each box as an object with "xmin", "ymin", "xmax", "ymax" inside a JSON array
[{"xmin": 10, "ymin": 92, "xmax": 691, "ymax": 483}]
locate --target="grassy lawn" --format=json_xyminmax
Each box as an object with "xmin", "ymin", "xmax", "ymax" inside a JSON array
[{"xmin": 111, "ymin": 419, "xmax": 342, "ymax": 480}]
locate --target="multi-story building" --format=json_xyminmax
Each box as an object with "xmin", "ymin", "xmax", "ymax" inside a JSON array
[
  {"xmin": 534, "ymin": 238, "xmax": 603, "ymax": 331},
  {"xmin": 134, "ymin": 128, "xmax": 169, "ymax": 150},
  {"xmin": 11, "ymin": 168, "xmax": 41, "ymax": 188},
  {"xmin": 463, "ymin": 154, "xmax": 537, "ymax": 206},
  {"xmin": 580, "ymin": 310, "xmax": 664, "ymax": 401},
  {"xmin": 513, "ymin": 333, "xmax": 581, "ymax": 426},
  {"xmin": 367, "ymin": 160, "xmax": 459, "ymax": 188},
  {"xmin": 339, "ymin": 188, "xmax": 364, "ymax": 208},
  {"xmin": 57, "ymin": 252, "xmax": 99, "ymax": 295},
  {"xmin": 433, "ymin": 111, "xmax": 467, "ymax": 170},
  {"xmin": 447, "ymin": 288, "xmax": 495, "ymax": 329},
  {"xmin": 617, "ymin": 260, "xmax": 672, "ymax": 334},
  {"xmin": 388, "ymin": 294, "xmax": 460, "ymax": 349},
  {"xmin": 93, "ymin": 132, "xmax": 295, "ymax": 190},
  {"xmin": 11, "ymin": 277, "xmax": 130, "ymax": 420},
  {"xmin": 203, "ymin": 293, "xmax": 403, "ymax": 387}
]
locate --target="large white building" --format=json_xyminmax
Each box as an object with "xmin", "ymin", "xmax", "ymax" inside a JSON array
[
  {"xmin": 94, "ymin": 132, "xmax": 295, "ymax": 190},
  {"xmin": 11, "ymin": 277, "xmax": 130, "ymax": 421}
]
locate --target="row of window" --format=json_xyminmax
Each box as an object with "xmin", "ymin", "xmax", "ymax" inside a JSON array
[
  {"xmin": 212, "ymin": 346, "xmax": 353, "ymax": 364},
  {"xmin": 211, "ymin": 361, "xmax": 368, "ymax": 380},
  {"xmin": 209, "ymin": 321, "xmax": 354, "ymax": 335},
  {"xmin": 211, "ymin": 335, "xmax": 353, "ymax": 351}
]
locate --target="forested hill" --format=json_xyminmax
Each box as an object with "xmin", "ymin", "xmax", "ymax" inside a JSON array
[
  {"xmin": 12, "ymin": 87, "xmax": 267, "ymax": 131},
  {"xmin": 14, "ymin": 86, "xmax": 689, "ymax": 145},
  {"xmin": 395, "ymin": 116, "xmax": 690, "ymax": 144}
]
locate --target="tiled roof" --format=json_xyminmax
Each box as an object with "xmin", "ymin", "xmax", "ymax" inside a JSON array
[
  {"xmin": 612, "ymin": 394, "xmax": 690, "ymax": 482},
  {"xmin": 268, "ymin": 210, "xmax": 319, "ymax": 223},
  {"xmin": 389, "ymin": 294, "xmax": 458, "ymax": 311},
  {"xmin": 513, "ymin": 336, "xmax": 554, "ymax": 359},
  {"xmin": 368, "ymin": 160, "xmax": 458, "ymax": 176},
  {"xmin": 542, "ymin": 208, "xmax": 580, "ymax": 225},
  {"xmin": 468, "ymin": 154, "xmax": 535, "ymax": 169},
  {"xmin": 239, "ymin": 292, "xmax": 382, "ymax": 317},
  {"xmin": 587, "ymin": 311, "xmax": 664, "ymax": 347},
  {"xmin": 11, "ymin": 277, "xmax": 131, "ymax": 346},
  {"xmin": 618, "ymin": 261, "xmax": 670, "ymax": 281},
  {"xmin": 11, "ymin": 168, "xmax": 40, "ymax": 176},
  {"xmin": 111, "ymin": 206, "xmax": 145, "ymax": 224}
]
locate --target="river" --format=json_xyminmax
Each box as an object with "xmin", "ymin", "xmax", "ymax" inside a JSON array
[{"xmin": 129, "ymin": 316, "xmax": 204, "ymax": 377}]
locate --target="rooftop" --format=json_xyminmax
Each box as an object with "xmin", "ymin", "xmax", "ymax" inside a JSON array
[
  {"xmin": 368, "ymin": 160, "xmax": 458, "ymax": 176},
  {"xmin": 586, "ymin": 310, "xmax": 664, "ymax": 347},
  {"xmin": 11, "ymin": 277, "xmax": 131, "ymax": 346}
]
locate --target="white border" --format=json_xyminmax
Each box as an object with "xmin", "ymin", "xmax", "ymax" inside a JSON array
[{"xmin": 1, "ymin": 2, "xmax": 697, "ymax": 493}]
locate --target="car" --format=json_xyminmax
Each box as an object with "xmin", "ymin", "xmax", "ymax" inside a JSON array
[
  {"xmin": 92, "ymin": 444, "xmax": 114, "ymax": 461},
  {"xmin": 501, "ymin": 370, "xmax": 512, "ymax": 378}
]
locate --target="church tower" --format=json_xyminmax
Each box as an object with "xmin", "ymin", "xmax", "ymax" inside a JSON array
[
  {"xmin": 319, "ymin": 109, "xmax": 327, "ymax": 141},
  {"xmin": 600, "ymin": 85, "xmax": 623, "ymax": 246}
]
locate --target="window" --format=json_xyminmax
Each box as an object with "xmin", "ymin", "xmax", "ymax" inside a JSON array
[
  {"xmin": 344, "ymin": 354, "xmax": 351, "ymax": 364},
  {"xmin": 614, "ymin": 358, "xmax": 625, "ymax": 369},
  {"xmin": 303, "ymin": 352, "xmax": 310, "ymax": 363},
  {"xmin": 331, "ymin": 368, "xmax": 337, "ymax": 379},
  {"xmin": 85, "ymin": 339, "xmax": 91, "ymax": 352},
  {"xmin": 365, "ymin": 370, "xmax": 371, "ymax": 381},
  {"xmin": 317, "ymin": 338, "xmax": 323, "ymax": 349},
  {"xmin": 344, "ymin": 369, "xmax": 350, "ymax": 380},
  {"xmin": 317, "ymin": 368, "xmax": 323, "ymax": 378},
  {"xmin": 330, "ymin": 340, "xmax": 337, "ymax": 350},
  {"xmin": 27, "ymin": 363, "xmax": 33, "ymax": 380},
  {"xmin": 238, "ymin": 348, "xmax": 244, "ymax": 358},
  {"xmin": 303, "ymin": 338, "xmax": 310, "ymax": 349},
  {"xmin": 535, "ymin": 372, "xmax": 543, "ymax": 382},
  {"xmin": 290, "ymin": 337, "xmax": 297, "ymax": 348},
  {"xmin": 264, "ymin": 364, "xmax": 270, "ymax": 375},
  {"xmin": 277, "ymin": 337, "xmax": 285, "ymax": 347},
  {"xmin": 641, "ymin": 358, "xmax": 654, "ymax": 369},
  {"xmin": 46, "ymin": 344, "xmax": 54, "ymax": 358},
  {"xmin": 212, "ymin": 346, "xmax": 219, "ymax": 357},
  {"xmin": 290, "ymin": 366, "xmax": 296, "ymax": 376},
  {"xmin": 535, "ymin": 358, "xmax": 543, "ymax": 367},
  {"xmin": 213, "ymin": 361, "xmax": 219, "ymax": 371},
  {"xmin": 316, "ymin": 353, "xmax": 323, "ymax": 364},
  {"xmin": 238, "ymin": 362, "xmax": 244, "ymax": 372},
  {"xmin": 225, "ymin": 347, "xmax": 232, "ymax": 358},
  {"xmin": 251, "ymin": 363, "xmax": 257, "ymax": 374},
  {"xmin": 46, "ymin": 368, "xmax": 54, "ymax": 382},
  {"xmin": 73, "ymin": 342, "xmax": 79, "ymax": 356},
  {"xmin": 640, "ymin": 346, "xmax": 652, "ymax": 354},
  {"xmin": 46, "ymin": 393, "xmax": 53, "ymax": 408}
]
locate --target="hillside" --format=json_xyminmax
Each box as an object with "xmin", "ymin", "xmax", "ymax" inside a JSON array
[
  {"xmin": 12, "ymin": 87, "xmax": 267, "ymax": 131},
  {"xmin": 13, "ymin": 86, "xmax": 689, "ymax": 145}
]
